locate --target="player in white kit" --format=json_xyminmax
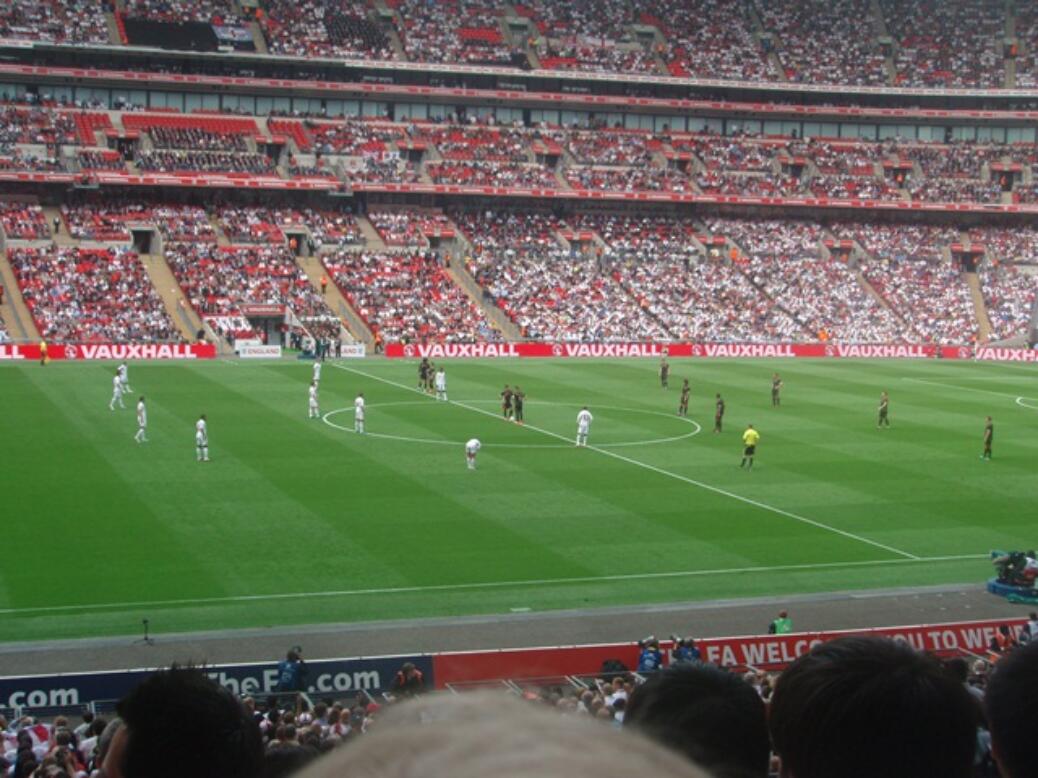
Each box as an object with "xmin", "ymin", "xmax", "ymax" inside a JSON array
[
  {"xmin": 196, "ymin": 414, "xmax": 209, "ymax": 461},
  {"xmin": 435, "ymin": 367, "xmax": 448, "ymax": 401},
  {"xmin": 576, "ymin": 406, "xmax": 593, "ymax": 447},
  {"xmin": 135, "ymin": 396, "xmax": 148, "ymax": 443},
  {"xmin": 354, "ymin": 392, "xmax": 365, "ymax": 434},
  {"xmin": 312, "ymin": 360, "xmax": 322, "ymax": 385},
  {"xmin": 109, "ymin": 371, "xmax": 125, "ymax": 410},
  {"xmin": 308, "ymin": 381, "xmax": 320, "ymax": 419},
  {"xmin": 465, "ymin": 438, "xmax": 481, "ymax": 469},
  {"xmin": 118, "ymin": 361, "xmax": 132, "ymax": 393}
]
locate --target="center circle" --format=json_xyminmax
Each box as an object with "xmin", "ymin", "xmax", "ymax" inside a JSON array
[
  {"xmin": 1016, "ymin": 396, "xmax": 1038, "ymax": 410},
  {"xmin": 322, "ymin": 400, "xmax": 701, "ymax": 448}
]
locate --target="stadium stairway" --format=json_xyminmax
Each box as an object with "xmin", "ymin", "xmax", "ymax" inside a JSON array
[
  {"xmin": 297, "ymin": 253, "xmax": 372, "ymax": 347},
  {"xmin": 141, "ymin": 251, "xmax": 206, "ymax": 343},
  {"xmin": 964, "ymin": 271, "xmax": 995, "ymax": 342},
  {"xmin": 355, "ymin": 217, "xmax": 387, "ymax": 250},
  {"xmin": 446, "ymin": 258, "xmax": 522, "ymax": 340},
  {"xmin": 0, "ymin": 250, "xmax": 40, "ymax": 342},
  {"xmin": 42, "ymin": 207, "xmax": 75, "ymax": 247}
]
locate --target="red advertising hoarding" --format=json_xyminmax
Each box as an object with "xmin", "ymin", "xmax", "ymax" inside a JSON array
[
  {"xmin": 0, "ymin": 343, "xmax": 217, "ymax": 361},
  {"xmin": 431, "ymin": 617, "xmax": 1028, "ymax": 685}
]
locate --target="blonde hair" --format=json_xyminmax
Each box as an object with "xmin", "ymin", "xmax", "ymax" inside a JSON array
[{"xmin": 296, "ymin": 692, "xmax": 710, "ymax": 778}]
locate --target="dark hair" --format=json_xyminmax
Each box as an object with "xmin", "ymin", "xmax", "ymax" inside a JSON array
[
  {"xmin": 770, "ymin": 637, "xmax": 977, "ymax": 778},
  {"xmin": 624, "ymin": 663, "xmax": 769, "ymax": 778},
  {"xmin": 116, "ymin": 666, "xmax": 263, "ymax": 778},
  {"xmin": 986, "ymin": 639, "xmax": 1038, "ymax": 778},
  {"xmin": 945, "ymin": 656, "xmax": 970, "ymax": 682}
]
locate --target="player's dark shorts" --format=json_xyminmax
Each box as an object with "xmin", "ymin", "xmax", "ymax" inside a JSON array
[{"xmin": 744, "ymin": 445, "xmax": 756, "ymax": 456}]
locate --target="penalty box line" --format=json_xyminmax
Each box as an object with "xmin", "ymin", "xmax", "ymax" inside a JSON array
[
  {"xmin": 0, "ymin": 554, "xmax": 985, "ymax": 616},
  {"xmin": 331, "ymin": 363, "xmax": 920, "ymax": 561}
]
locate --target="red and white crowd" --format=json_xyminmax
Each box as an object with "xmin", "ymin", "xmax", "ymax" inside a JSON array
[
  {"xmin": 324, "ymin": 248, "xmax": 497, "ymax": 343},
  {"xmin": 262, "ymin": 0, "xmax": 395, "ymax": 60},
  {"xmin": 0, "ymin": 0, "xmax": 109, "ymax": 44},
  {"xmin": 9, "ymin": 244, "xmax": 181, "ymax": 343},
  {"xmin": 0, "ymin": 202, "xmax": 50, "ymax": 240}
]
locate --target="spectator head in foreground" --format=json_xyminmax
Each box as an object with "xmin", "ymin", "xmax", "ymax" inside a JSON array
[
  {"xmin": 624, "ymin": 662, "xmax": 769, "ymax": 778},
  {"xmin": 295, "ymin": 691, "xmax": 711, "ymax": 778},
  {"xmin": 986, "ymin": 638, "xmax": 1038, "ymax": 778},
  {"xmin": 104, "ymin": 665, "xmax": 263, "ymax": 778},
  {"xmin": 769, "ymin": 636, "xmax": 977, "ymax": 778}
]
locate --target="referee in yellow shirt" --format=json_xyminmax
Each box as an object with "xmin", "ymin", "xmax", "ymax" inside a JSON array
[{"xmin": 741, "ymin": 424, "xmax": 760, "ymax": 470}]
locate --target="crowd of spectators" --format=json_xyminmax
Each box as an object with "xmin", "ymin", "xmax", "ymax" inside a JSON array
[
  {"xmin": 416, "ymin": 126, "xmax": 531, "ymax": 163},
  {"xmin": 0, "ymin": 202, "xmax": 50, "ymax": 240},
  {"xmin": 367, "ymin": 209, "xmax": 451, "ymax": 246},
  {"xmin": 393, "ymin": 0, "xmax": 519, "ymax": 66},
  {"xmin": 123, "ymin": 0, "xmax": 239, "ymax": 25},
  {"xmin": 428, "ymin": 160, "xmax": 561, "ymax": 188},
  {"xmin": 135, "ymin": 150, "xmax": 277, "ymax": 175},
  {"xmin": 164, "ymin": 241, "xmax": 338, "ymax": 332},
  {"xmin": 217, "ymin": 206, "xmax": 287, "ymax": 244},
  {"xmin": 0, "ymin": 152, "xmax": 65, "ymax": 173},
  {"xmin": 324, "ymin": 248, "xmax": 497, "ymax": 343},
  {"xmin": 757, "ymin": 0, "xmax": 887, "ymax": 86},
  {"xmin": 148, "ymin": 126, "xmax": 249, "ymax": 152},
  {"xmin": 60, "ymin": 203, "xmax": 148, "ymax": 241},
  {"xmin": 152, "ymin": 203, "xmax": 217, "ymax": 243},
  {"xmin": 789, "ymin": 140, "xmax": 889, "ymax": 176},
  {"xmin": 262, "ymin": 0, "xmax": 395, "ymax": 60},
  {"xmin": 907, "ymin": 179, "xmax": 1004, "ymax": 203},
  {"xmin": 969, "ymin": 225, "xmax": 1038, "ymax": 264},
  {"xmin": 696, "ymin": 170, "xmax": 800, "ymax": 196},
  {"xmin": 806, "ymin": 174, "xmax": 902, "ymax": 200},
  {"xmin": 566, "ymin": 166, "xmax": 694, "ymax": 193},
  {"xmin": 0, "ymin": 0, "xmax": 110, "ymax": 44},
  {"xmin": 10, "ymin": 244, "xmax": 181, "ymax": 343},
  {"xmin": 343, "ymin": 157, "xmax": 421, "ymax": 184},
  {"xmin": 467, "ymin": 244, "xmax": 670, "ymax": 342},
  {"xmin": 646, "ymin": 0, "xmax": 773, "ymax": 80},
  {"xmin": 979, "ymin": 263, "xmax": 1037, "ymax": 339},
  {"xmin": 451, "ymin": 208, "xmax": 568, "ymax": 255},
  {"xmin": 677, "ymin": 135, "xmax": 776, "ymax": 172},
  {"xmin": 76, "ymin": 150, "xmax": 126, "ymax": 172},
  {"xmin": 0, "ymin": 106, "xmax": 78, "ymax": 148},
  {"xmin": 841, "ymin": 222, "xmax": 976, "ymax": 343},
  {"xmin": 286, "ymin": 120, "xmax": 407, "ymax": 156},
  {"xmin": 881, "ymin": 0, "xmax": 1006, "ymax": 88},
  {"xmin": 565, "ymin": 130, "xmax": 658, "ymax": 166}
]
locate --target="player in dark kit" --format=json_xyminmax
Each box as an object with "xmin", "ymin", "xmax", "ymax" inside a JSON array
[
  {"xmin": 418, "ymin": 358, "xmax": 430, "ymax": 391},
  {"xmin": 659, "ymin": 357, "xmax": 670, "ymax": 389},
  {"xmin": 678, "ymin": 379, "xmax": 690, "ymax": 416},
  {"xmin": 501, "ymin": 385, "xmax": 514, "ymax": 420},
  {"xmin": 425, "ymin": 362, "xmax": 436, "ymax": 393},
  {"xmin": 981, "ymin": 416, "xmax": 993, "ymax": 460},
  {"xmin": 714, "ymin": 393, "xmax": 725, "ymax": 433},
  {"xmin": 513, "ymin": 387, "xmax": 525, "ymax": 424},
  {"xmin": 878, "ymin": 391, "xmax": 890, "ymax": 428},
  {"xmin": 771, "ymin": 373, "xmax": 782, "ymax": 406}
]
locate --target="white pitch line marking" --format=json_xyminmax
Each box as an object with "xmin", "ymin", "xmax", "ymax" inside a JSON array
[
  {"xmin": 0, "ymin": 554, "xmax": 986, "ymax": 616},
  {"xmin": 1015, "ymin": 397, "xmax": 1038, "ymax": 410},
  {"xmin": 903, "ymin": 377, "xmax": 1033, "ymax": 401},
  {"xmin": 333, "ymin": 363, "xmax": 920, "ymax": 560},
  {"xmin": 321, "ymin": 400, "xmax": 701, "ymax": 448}
]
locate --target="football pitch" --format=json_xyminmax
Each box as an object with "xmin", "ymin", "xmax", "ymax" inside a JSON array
[{"xmin": 1, "ymin": 356, "xmax": 1035, "ymax": 643}]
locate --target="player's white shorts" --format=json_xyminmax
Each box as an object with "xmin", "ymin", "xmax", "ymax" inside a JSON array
[
  {"xmin": 578, "ymin": 424, "xmax": 590, "ymax": 435},
  {"xmin": 196, "ymin": 432, "xmax": 206, "ymax": 446}
]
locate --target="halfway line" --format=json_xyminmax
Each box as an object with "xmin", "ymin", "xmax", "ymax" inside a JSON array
[{"xmin": 332, "ymin": 363, "xmax": 919, "ymax": 560}]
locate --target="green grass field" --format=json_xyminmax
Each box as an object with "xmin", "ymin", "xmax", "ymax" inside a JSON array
[{"xmin": 1, "ymin": 356, "xmax": 1035, "ymax": 643}]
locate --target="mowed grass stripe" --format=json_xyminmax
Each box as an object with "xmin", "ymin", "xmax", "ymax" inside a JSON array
[{"xmin": 0, "ymin": 358, "xmax": 1029, "ymax": 641}]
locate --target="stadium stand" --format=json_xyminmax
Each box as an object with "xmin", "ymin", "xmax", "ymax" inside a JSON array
[
  {"xmin": 323, "ymin": 248, "xmax": 498, "ymax": 343},
  {"xmin": 0, "ymin": 202, "xmax": 50, "ymax": 241},
  {"xmin": 0, "ymin": 0, "xmax": 110, "ymax": 44},
  {"xmin": 262, "ymin": 0, "xmax": 395, "ymax": 60},
  {"xmin": 757, "ymin": 0, "xmax": 888, "ymax": 86},
  {"xmin": 9, "ymin": 245, "xmax": 182, "ymax": 343},
  {"xmin": 392, "ymin": 0, "xmax": 519, "ymax": 66}
]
